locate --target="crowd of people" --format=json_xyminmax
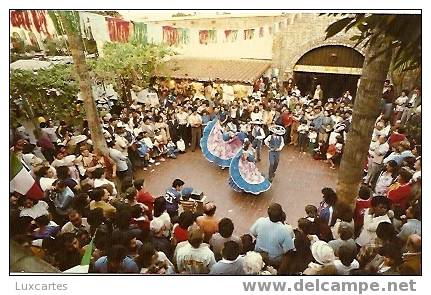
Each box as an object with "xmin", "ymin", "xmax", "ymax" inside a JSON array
[{"xmin": 10, "ymin": 75, "xmax": 421, "ymax": 274}]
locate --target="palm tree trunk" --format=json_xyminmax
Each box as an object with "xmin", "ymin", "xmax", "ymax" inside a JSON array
[
  {"xmin": 336, "ymin": 36, "xmax": 393, "ymax": 209},
  {"xmin": 59, "ymin": 12, "xmax": 108, "ymax": 155}
]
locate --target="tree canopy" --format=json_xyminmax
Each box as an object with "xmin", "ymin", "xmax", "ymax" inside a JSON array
[
  {"xmin": 10, "ymin": 64, "xmax": 82, "ymax": 125},
  {"xmin": 89, "ymin": 41, "xmax": 174, "ymax": 101},
  {"xmin": 324, "ymin": 13, "xmax": 421, "ymax": 71}
]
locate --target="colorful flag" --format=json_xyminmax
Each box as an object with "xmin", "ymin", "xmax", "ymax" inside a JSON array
[
  {"xmin": 224, "ymin": 30, "xmax": 238, "ymax": 42},
  {"xmin": 259, "ymin": 27, "xmax": 264, "ymax": 38},
  {"xmin": 132, "ymin": 22, "xmax": 147, "ymax": 44},
  {"xmin": 163, "ymin": 26, "xmax": 179, "ymax": 46},
  {"xmin": 178, "ymin": 28, "xmax": 190, "ymax": 45},
  {"xmin": 199, "ymin": 30, "xmax": 217, "ymax": 45},
  {"xmin": 244, "ymin": 29, "xmax": 255, "ymax": 40},
  {"xmin": 10, "ymin": 152, "xmax": 44, "ymax": 200},
  {"xmin": 10, "ymin": 10, "xmax": 32, "ymax": 30},
  {"xmin": 107, "ymin": 18, "xmax": 131, "ymax": 43}
]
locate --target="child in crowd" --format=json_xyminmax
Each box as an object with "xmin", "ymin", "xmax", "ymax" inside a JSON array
[{"xmin": 297, "ymin": 119, "xmax": 309, "ymax": 153}]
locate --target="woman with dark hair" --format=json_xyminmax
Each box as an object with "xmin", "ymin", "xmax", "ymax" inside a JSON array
[
  {"xmin": 152, "ymin": 196, "xmax": 172, "ymax": 237},
  {"xmin": 278, "ymin": 232, "xmax": 313, "ymax": 275},
  {"xmin": 134, "ymin": 242, "xmax": 174, "ymax": 274},
  {"xmin": 377, "ymin": 242, "xmax": 403, "ymax": 275},
  {"xmin": 172, "ymin": 210, "xmax": 195, "ymax": 244},
  {"xmin": 374, "ymin": 160, "xmax": 398, "ymax": 195},
  {"xmin": 318, "ymin": 187, "xmax": 337, "ymax": 226},
  {"xmin": 356, "ymin": 196, "xmax": 391, "ymax": 247}
]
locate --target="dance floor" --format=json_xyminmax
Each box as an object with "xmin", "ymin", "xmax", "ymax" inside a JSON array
[{"xmin": 134, "ymin": 146, "xmax": 337, "ymax": 235}]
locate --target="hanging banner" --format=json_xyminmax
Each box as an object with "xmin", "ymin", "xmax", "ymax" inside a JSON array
[
  {"xmin": 132, "ymin": 22, "xmax": 147, "ymax": 44},
  {"xmin": 224, "ymin": 29, "xmax": 238, "ymax": 42},
  {"xmin": 268, "ymin": 25, "xmax": 273, "ymax": 35},
  {"xmin": 162, "ymin": 26, "xmax": 179, "ymax": 46},
  {"xmin": 259, "ymin": 27, "xmax": 264, "ymax": 38},
  {"xmin": 107, "ymin": 18, "xmax": 131, "ymax": 43},
  {"xmin": 244, "ymin": 29, "xmax": 255, "ymax": 40},
  {"xmin": 30, "ymin": 10, "xmax": 50, "ymax": 36},
  {"xmin": 80, "ymin": 12, "xmax": 110, "ymax": 44},
  {"xmin": 177, "ymin": 28, "xmax": 190, "ymax": 45},
  {"xmin": 10, "ymin": 10, "xmax": 32, "ymax": 30},
  {"xmin": 199, "ymin": 29, "xmax": 217, "ymax": 45}
]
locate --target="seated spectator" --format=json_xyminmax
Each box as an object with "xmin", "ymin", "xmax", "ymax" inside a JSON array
[
  {"xmin": 210, "ymin": 218, "xmax": 241, "ymax": 261},
  {"xmin": 175, "ymin": 225, "xmax": 216, "ymax": 274},
  {"xmin": 209, "ymin": 241, "xmax": 245, "ymax": 275},
  {"xmin": 94, "ymin": 244, "xmax": 139, "ymax": 273},
  {"xmin": 196, "ymin": 202, "xmax": 219, "ymax": 243}
]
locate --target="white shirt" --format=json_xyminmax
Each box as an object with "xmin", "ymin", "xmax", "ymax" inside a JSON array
[
  {"xmin": 333, "ymin": 259, "xmax": 359, "ymax": 275},
  {"xmin": 20, "ymin": 201, "xmax": 49, "ymax": 219},
  {"xmin": 175, "ymin": 242, "xmax": 216, "ymax": 274},
  {"xmin": 369, "ymin": 141, "xmax": 389, "ymax": 164},
  {"xmin": 94, "ymin": 178, "xmax": 117, "ymax": 196},
  {"xmin": 109, "ymin": 148, "xmax": 128, "ymax": 172},
  {"xmin": 61, "ymin": 218, "xmax": 90, "ymax": 234},
  {"xmin": 356, "ymin": 209, "xmax": 391, "ymax": 246}
]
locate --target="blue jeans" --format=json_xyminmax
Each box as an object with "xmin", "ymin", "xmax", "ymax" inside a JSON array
[
  {"xmin": 268, "ymin": 151, "xmax": 280, "ymax": 180},
  {"xmin": 252, "ymin": 139, "xmax": 262, "ymax": 161}
]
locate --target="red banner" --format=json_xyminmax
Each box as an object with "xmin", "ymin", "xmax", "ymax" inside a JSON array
[{"xmin": 107, "ymin": 18, "xmax": 131, "ymax": 43}]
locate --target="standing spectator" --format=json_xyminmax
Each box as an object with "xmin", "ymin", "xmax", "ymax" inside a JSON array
[
  {"xmin": 250, "ymin": 203, "xmax": 294, "ymax": 267},
  {"xmin": 188, "ymin": 107, "xmax": 203, "ymax": 152},
  {"xmin": 134, "ymin": 179, "xmax": 154, "ymax": 219},
  {"xmin": 365, "ymin": 135, "xmax": 389, "ymax": 187},
  {"xmin": 209, "ymin": 241, "xmax": 244, "ymax": 275},
  {"xmin": 196, "ymin": 202, "xmax": 219, "ymax": 243},
  {"xmin": 209, "ymin": 217, "xmax": 241, "ymax": 261},
  {"xmin": 175, "ymin": 226, "xmax": 216, "ymax": 274},
  {"xmin": 356, "ymin": 196, "xmax": 391, "ymax": 247},
  {"xmin": 387, "ymin": 168, "xmax": 413, "ymax": 210},
  {"xmin": 318, "ymin": 188, "xmax": 337, "ymax": 226},
  {"xmin": 399, "ymin": 234, "xmax": 421, "ymax": 275},
  {"xmin": 94, "ymin": 244, "xmax": 139, "ymax": 273}
]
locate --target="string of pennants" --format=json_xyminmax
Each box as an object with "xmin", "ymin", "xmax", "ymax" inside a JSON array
[{"xmin": 10, "ymin": 10, "xmax": 290, "ymax": 47}]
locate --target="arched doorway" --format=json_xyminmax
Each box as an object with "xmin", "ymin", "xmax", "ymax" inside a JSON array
[{"xmin": 293, "ymin": 45, "xmax": 364, "ymax": 101}]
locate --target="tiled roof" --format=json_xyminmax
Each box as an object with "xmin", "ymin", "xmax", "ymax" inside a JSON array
[{"xmin": 155, "ymin": 57, "xmax": 272, "ymax": 84}]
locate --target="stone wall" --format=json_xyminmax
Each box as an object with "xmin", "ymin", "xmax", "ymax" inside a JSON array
[{"xmin": 272, "ymin": 13, "xmax": 365, "ymax": 81}]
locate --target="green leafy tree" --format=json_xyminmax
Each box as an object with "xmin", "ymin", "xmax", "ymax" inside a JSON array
[
  {"xmin": 323, "ymin": 13, "xmax": 421, "ymax": 209},
  {"xmin": 10, "ymin": 64, "xmax": 82, "ymax": 126},
  {"xmin": 89, "ymin": 41, "xmax": 174, "ymax": 103}
]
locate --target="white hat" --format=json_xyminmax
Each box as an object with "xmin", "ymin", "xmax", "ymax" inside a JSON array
[
  {"xmin": 251, "ymin": 120, "xmax": 263, "ymax": 125},
  {"xmin": 311, "ymin": 240, "xmax": 335, "ymax": 265},
  {"xmin": 269, "ymin": 125, "xmax": 286, "ymax": 136},
  {"xmin": 150, "ymin": 219, "xmax": 164, "ymax": 233}
]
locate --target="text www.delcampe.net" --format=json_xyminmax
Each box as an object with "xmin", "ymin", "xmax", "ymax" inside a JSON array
[{"xmin": 242, "ymin": 279, "xmax": 417, "ymax": 294}]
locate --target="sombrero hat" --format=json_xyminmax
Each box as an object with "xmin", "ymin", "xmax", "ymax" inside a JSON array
[{"xmin": 269, "ymin": 125, "xmax": 286, "ymax": 136}]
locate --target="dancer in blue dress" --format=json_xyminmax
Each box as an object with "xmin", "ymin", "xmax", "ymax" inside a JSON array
[{"xmin": 228, "ymin": 139, "xmax": 271, "ymax": 195}]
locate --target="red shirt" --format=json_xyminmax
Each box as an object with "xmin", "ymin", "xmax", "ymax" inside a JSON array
[
  {"xmin": 354, "ymin": 199, "xmax": 372, "ymax": 230},
  {"xmin": 173, "ymin": 225, "xmax": 188, "ymax": 242},
  {"xmin": 281, "ymin": 112, "xmax": 293, "ymax": 127},
  {"xmin": 137, "ymin": 190, "xmax": 154, "ymax": 219},
  {"xmin": 388, "ymin": 132, "xmax": 406, "ymax": 147},
  {"xmin": 388, "ymin": 183, "xmax": 412, "ymax": 210}
]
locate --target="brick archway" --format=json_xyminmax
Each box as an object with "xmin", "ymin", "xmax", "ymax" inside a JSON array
[{"xmin": 283, "ymin": 35, "xmax": 366, "ymax": 77}]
